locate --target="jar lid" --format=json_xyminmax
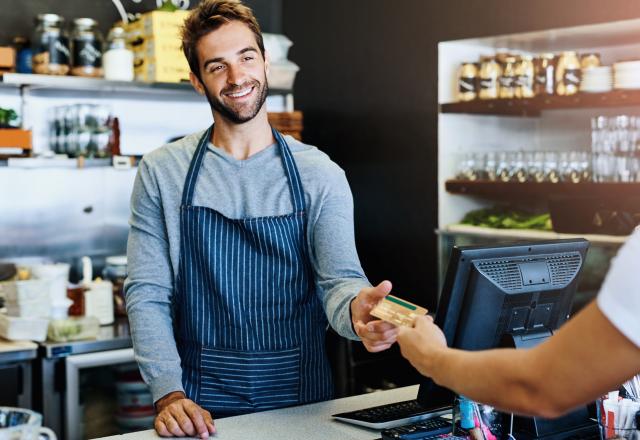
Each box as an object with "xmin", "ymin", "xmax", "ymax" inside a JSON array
[
  {"xmin": 36, "ymin": 14, "xmax": 64, "ymax": 25},
  {"xmin": 106, "ymin": 255, "xmax": 127, "ymax": 266},
  {"xmin": 73, "ymin": 17, "xmax": 98, "ymax": 29},
  {"xmin": 107, "ymin": 26, "xmax": 127, "ymax": 40}
]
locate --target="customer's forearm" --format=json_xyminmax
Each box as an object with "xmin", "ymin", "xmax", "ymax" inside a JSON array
[{"xmin": 424, "ymin": 347, "xmax": 554, "ymax": 417}]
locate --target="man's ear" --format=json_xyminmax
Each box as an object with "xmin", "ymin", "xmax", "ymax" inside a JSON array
[
  {"xmin": 190, "ymin": 71, "xmax": 205, "ymax": 95},
  {"xmin": 264, "ymin": 50, "xmax": 270, "ymax": 75}
]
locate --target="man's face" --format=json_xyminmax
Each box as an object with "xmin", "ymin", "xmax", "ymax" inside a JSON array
[{"xmin": 192, "ymin": 21, "xmax": 268, "ymax": 124}]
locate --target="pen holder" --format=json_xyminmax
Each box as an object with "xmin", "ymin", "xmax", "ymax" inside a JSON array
[
  {"xmin": 597, "ymin": 392, "xmax": 640, "ymax": 440},
  {"xmin": 452, "ymin": 396, "xmax": 503, "ymax": 440}
]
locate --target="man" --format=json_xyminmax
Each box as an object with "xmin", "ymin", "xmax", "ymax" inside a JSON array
[
  {"xmin": 397, "ymin": 227, "xmax": 640, "ymax": 418},
  {"xmin": 125, "ymin": 1, "xmax": 399, "ymax": 438}
]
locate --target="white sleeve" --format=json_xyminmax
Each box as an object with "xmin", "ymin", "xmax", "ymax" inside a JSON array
[{"xmin": 596, "ymin": 227, "xmax": 640, "ymax": 348}]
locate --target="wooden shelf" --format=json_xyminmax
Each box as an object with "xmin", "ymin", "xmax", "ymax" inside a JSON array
[
  {"xmin": 440, "ymin": 90, "xmax": 640, "ymax": 116},
  {"xmin": 445, "ymin": 180, "xmax": 640, "ymax": 199},
  {"xmin": 438, "ymin": 224, "xmax": 627, "ymax": 246}
]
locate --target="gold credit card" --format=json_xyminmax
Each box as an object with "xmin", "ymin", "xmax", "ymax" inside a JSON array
[{"xmin": 370, "ymin": 294, "xmax": 428, "ymax": 327}]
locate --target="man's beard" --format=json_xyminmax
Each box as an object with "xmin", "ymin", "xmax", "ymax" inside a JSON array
[{"xmin": 204, "ymin": 78, "xmax": 269, "ymax": 124}]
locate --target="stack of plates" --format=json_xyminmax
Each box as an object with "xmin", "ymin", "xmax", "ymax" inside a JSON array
[
  {"xmin": 581, "ymin": 66, "xmax": 613, "ymax": 93},
  {"xmin": 614, "ymin": 60, "xmax": 640, "ymax": 89}
]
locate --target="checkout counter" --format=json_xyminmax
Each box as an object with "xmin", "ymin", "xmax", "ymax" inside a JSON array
[{"xmin": 98, "ymin": 385, "xmax": 419, "ymax": 440}]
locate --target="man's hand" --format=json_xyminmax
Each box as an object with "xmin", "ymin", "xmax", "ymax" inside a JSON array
[
  {"xmin": 397, "ymin": 315, "xmax": 447, "ymax": 377},
  {"xmin": 351, "ymin": 280, "xmax": 399, "ymax": 352},
  {"xmin": 154, "ymin": 391, "xmax": 216, "ymax": 439}
]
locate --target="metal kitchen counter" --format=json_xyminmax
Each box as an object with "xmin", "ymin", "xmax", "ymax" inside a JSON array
[
  {"xmin": 98, "ymin": 385, "xmax": 420, "ymax": 440},
  {"xmin": 0, "ymin": 339, "xmax": 38, "ymax": 363}
]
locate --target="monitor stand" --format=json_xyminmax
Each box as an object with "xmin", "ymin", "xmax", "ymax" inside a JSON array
[{"xmin": 500, "ymin": 332, "xmax": 598, "ymax": 440}]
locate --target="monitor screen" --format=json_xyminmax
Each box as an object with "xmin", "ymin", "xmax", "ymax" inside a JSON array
[{"xmin": 417, "ymin": 239, "xmax": 589, "ymax": 409}]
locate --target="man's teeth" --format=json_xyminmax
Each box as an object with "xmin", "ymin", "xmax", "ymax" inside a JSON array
[{"xmin": 228, "ymin": 87, "xmax": 252, "ymax": 98}]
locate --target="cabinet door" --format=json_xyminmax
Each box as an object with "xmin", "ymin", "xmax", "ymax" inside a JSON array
[{"xmin": 0, "ymin": 363, "xmax": 21, "ymax": 406}]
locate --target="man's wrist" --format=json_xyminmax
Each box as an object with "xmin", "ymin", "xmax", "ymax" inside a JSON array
[{"xmin": 155, "ymin": 390, "xmax": 186, "ymax": 411}]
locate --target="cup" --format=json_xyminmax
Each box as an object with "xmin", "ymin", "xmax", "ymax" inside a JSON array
[{"xmin": 0, "ymin": 407, "xmax": 56, "ymax": 440}]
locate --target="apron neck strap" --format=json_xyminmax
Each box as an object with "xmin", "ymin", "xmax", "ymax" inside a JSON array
[{"xmin": 181, "ymin": 125, "xmax": 306, "ymax": 213}]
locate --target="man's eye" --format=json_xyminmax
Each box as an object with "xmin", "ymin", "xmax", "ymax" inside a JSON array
[
  {"xmin": 209, "ymin": 65, "xmax": 224, "ymax": 73},
  {"xmin": 243, "ymin": 56, "xmax": 254, "ymax": 61}
]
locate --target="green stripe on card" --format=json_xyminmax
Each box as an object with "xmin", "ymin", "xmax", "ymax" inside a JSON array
[{"xmin": 386, "ymin": 296, "xmax": 416, "ymax": 310}]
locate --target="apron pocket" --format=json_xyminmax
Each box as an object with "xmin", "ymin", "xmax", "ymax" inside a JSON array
[{"xmin": 199, "ymin": 346, "xmax": 301, "ymax": 412}]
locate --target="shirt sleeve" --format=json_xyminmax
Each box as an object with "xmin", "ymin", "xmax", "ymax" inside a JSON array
[
  {"xmin": 308, "ymin": 168, "xmax": 371, "ymax": 340},
  {"xmin": 124, "ymin": 159, "xmax": 185, "ymax": 403},
  {"xmin": 596, "ymin": 227, "xmax": 640, "ymax": 348}
]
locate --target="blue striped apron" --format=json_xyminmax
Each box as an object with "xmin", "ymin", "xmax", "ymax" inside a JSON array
[{"xmin": 173, "ymin": 125, "xmax": 333, "ymax": 417}]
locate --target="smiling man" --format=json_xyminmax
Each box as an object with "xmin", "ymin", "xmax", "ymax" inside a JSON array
[{"xmin": 124, "ymin": 1, "xmax": 398, "ymax": 438}]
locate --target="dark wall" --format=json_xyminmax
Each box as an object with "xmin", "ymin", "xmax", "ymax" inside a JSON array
[
  {"xmin": 0, "ymin": 0, "xmax": 281, "ymax": 45},
  {"xmin": 282, "ymin": 0, "xmax": 640, "ymax": 310}
]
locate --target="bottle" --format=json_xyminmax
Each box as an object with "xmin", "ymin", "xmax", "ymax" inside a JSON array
[
  {"xmin": 478, "ymin": 56, "xmax": 501, "ymax": 100},
  {"xmin": 499, "ymin": 56, "xmax": 517, "ymax": 99},
  {"xmin": 534, "ymin": 53, "xmax": 556, "ymax": 96},
  {"xmin": 103, "ymin": 255, "xmax": 128, "ymax": 317},
  {"xmin": 556, "ymin": 51, "xmax": 581, "ymax": 96},
  {"xmin": 81, "ymin": 256, "xmax": 114, "ymax": 325},
  {"xmin": 515, "ymin": 55, "xmax": 535, "ymax": 98},
  {"xmin": 70, "ymin": 18, "xmax": 103, "ymax": 77},
  {"xmin": 457, "ymin": 62, "xmax": 478, "ymax": 102},
  {"xmin": 103, "ymin": 26, "xmax": 134, "ymax": 81},
  {"xmin": 32, "ymin": 14, "xmax": 70, "ymax": 75},
  {"xmin": 13, "ymin": 36, "xmax": 32, "ymax": 74}
]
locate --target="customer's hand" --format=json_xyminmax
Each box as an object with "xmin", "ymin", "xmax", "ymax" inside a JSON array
[
  {"xmin": 351, "ymin": 280, "xmax": 399, "ymax": 353},
  {"xmin": 154, "ymin": 391, "xmax": 216, "ymax": 438},
  {"xmin": 397, "ymin": 315, "xmax": 447, "ymax": 377}
]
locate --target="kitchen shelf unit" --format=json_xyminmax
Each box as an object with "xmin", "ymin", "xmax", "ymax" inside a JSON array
[
  {"xmin": 0, "ymin": 72, "xmax": 293, "ymax": 98},
  {"xmin": 437, "ymin": 18, "xmax": 640, "ymax": 293},
  {"xmin": 444, "ymin": 180, "xmax": 640, "ymax": 199},
  {"xmin": 440, "ymin": 90, "xmax": 640, "ymax": 117}
]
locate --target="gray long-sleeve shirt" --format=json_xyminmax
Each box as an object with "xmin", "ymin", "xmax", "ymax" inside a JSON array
[{"xmin": 125, "ymin": 130, "xmax": 370, "ymax": 402}]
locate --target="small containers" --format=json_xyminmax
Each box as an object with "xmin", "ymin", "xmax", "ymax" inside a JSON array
[
  {"xmin": 32, "ymin": 14, "xmax": 70, "ymax": 75},
  {"xmin": 70, "ymin": 18, "xmax": 103, "ymax": 77},
  {"xmin": 498, "ymin": 56, "xmax": 517, "ymax": 99},
  {"xmin": 534, "ymin": 53, "xmax": 556, "ymax": 96},
  {"xmin": 457, "ymin": 62, "xmax": 478, "ymax": 102},
  {"xmin": 515, "ymin": 55, "xmax": 535, "ymax": 99},
  {"xmin": 556, "ymin": 51, "xmax": 581, "ymax": 96},
  {"xmin": 478, "ymin": 56, "xmax": 501, "ymax": 100},
  {"xmin": 103, "ymin": 26, "xmax": 134, "ymax": 81}
]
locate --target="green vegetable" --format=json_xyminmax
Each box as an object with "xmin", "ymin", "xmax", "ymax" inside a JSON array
[{"xmin": 461, "ymin": 206, "xmax": 552, "ymax": 230}]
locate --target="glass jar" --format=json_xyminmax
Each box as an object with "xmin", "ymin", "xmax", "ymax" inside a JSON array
[
  {"xmin": 71, "ymin": 18, "xmax": 103, "ymax": 77},
  {"xmin": 478, "ymin": 56, "xmax": 501, "ymax": 100},
  {"xmin": 103, "ymin": 255, "xmax": 127, "ymax": 317},
  {"xmin": 32, "ymin": 14, "xmax": 70, "ymax": 75},
  {"xmin": 457, "ymin": 62, "xmax": 478, "ymax": 102},
  {"xmin": 499, "ymin": 56, "xmax": 517, "ymax": 99},
  {"xmin": 103, "ymin": 26, "xmax": 134, "ymax": 81},
  {"xmin": 556, "ymin": 51, "xmax": 581, "ymax": 96},
  {"xmin": 515, "ymin": 55, "xmax": 535, "ymax": 98},
  {"xmin": 580, "ymin": 52, "xmax": 601, "ymax": 70},
  {"xmin": 534, "ymin": 53, "xmax": 556, "ymax": 95}
]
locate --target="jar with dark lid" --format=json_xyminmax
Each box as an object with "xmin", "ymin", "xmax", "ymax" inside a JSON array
[
  {"xmin": 71, "ymin": 18, "xmax": 103, "ymax": 77},
  {"xmin": 515, "ymin": 55, "xmax": 535, "ymax": 98},
  {"xmin": 556, "ymin": 51, "xmax": 581, "ymax": 96},
  {"xmin": 32, "ymin": 14, "xmax": 70, "ymax": 75},
  {"xmin": 478, "ymin": 56, "xmax": 501, "ymax": 100},
  {"xmin": 534, "ymin": 53, "xmax": 556, "ymax": 96},
  {"xmin": 499, "ymin": 56, "xmax": 517, "ymax": 99}
]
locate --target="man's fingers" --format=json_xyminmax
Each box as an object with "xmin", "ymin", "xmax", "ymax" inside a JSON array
[
  {"xmin": 162, "ymin": 414, "xmax": 188, "ymax": 437},
  {"xmin": 168, "ymin": 405, "xmax": 195, "ymax": 437},
  {"xmin": 154, "ymin": 417, "xmax": 172, "ymax": 437},
  {"xmin": 413, "ymin": 315, "xmax": 433, "ymax": 329},
  {"xmin": 365, "ymin": 320, "xmax": 396, "ymax": 333},
  {"xmin": 202, "ymin": 409, "xmax": 217, "ymax": 434},
  {"xmin": 367, "ymin": 280, "xmax": 393, "ymax": 301},
  {"xmin": 183, "ymin": 402, "xmax": 210, "ymax": 438},
  {"xmin": 366, "ymin": 342, "xmax": 392, "ymax": 353}
]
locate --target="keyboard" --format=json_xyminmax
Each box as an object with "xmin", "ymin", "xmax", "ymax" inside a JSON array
[
  {"xmin": 381, "ymin": 417, "xmax": 452, "ymax": 440},
  {"xmin": 331, "ymin": 399, "xmax": 451, "ymax": 429}
]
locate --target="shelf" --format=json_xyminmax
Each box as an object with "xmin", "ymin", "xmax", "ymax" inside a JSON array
[
  {"xmin": 438, "ymin": 224, "xmax": 627, "ymax": 246},
  {"xmin": 440, "ymin": 90, "xmax": 640, "ymax": 117},
  {"xmin": 0, "ymin": 73, "xmax": 292, "ymax": 97},
  {"xmin": 445, "ymin": 180, "xmax": 640, "ymax": 199}
]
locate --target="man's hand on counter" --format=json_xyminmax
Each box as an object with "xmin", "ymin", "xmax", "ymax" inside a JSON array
[
  {"xmin": 155, "ymin": 391, "xmax": 216, "ymax": 439},
  {"xmin": 351, "ymin": 280, "xmax": 399, "ymax": 353}
]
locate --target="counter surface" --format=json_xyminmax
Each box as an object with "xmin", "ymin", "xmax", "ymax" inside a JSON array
[
  {"xmin": 0, "ymin": 339, "xmax": 38, "ymax": 363},
  {"xmin": 39, "ymin": 318, "xmax": 131, "ymax": 358},
  {"xmin": 99, "ymin": 385, "xmax": 420, "ymax": 440}
]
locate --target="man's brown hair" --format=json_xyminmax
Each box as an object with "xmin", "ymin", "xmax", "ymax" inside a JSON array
[{"xmin": 181, "ymin": 0, "xmax": 265, "ymax": 80}]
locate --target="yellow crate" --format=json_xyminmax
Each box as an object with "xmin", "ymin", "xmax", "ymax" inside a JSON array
[
  {"xmin": 134, "ymin": 62, "xmax": 190, "ymax": 83},
  {"xmin": 130, "ymin": 39, "xmax": 184, "ymax": 65},
  {"xmin": 133, "ymin": 53, "xmax": 189, "ymax": 72}
]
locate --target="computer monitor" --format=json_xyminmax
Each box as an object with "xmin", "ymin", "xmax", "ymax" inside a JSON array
[{"xmin": 417, "ymin": 238, "xmax": 593, "ymax": 438}]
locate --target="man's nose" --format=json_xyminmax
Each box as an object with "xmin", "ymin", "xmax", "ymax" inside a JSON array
[{"xmin": 226, "ymin": 64, "xmax": 246, "ymax": 86}]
